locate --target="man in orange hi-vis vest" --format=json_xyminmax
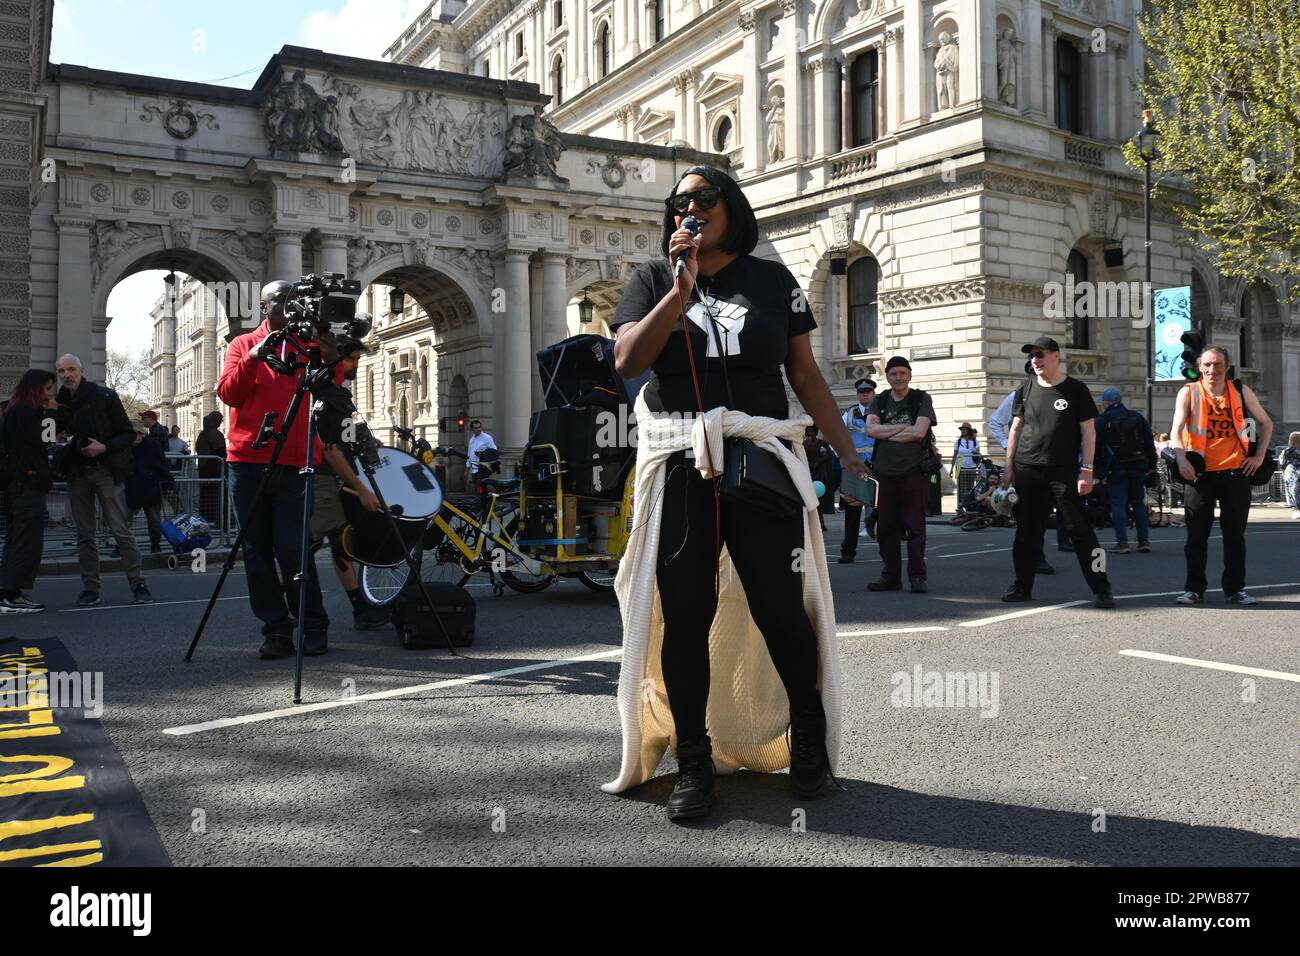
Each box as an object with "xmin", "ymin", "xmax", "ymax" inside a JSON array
[{"xmin": 1168, "ymin": 345, "xmax": 1273, "ymax": 606}]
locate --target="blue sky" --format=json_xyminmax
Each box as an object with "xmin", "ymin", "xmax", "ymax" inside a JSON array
[{"xmin": 58, "ymin": 0, "xmax": 428, "ymax": 356}]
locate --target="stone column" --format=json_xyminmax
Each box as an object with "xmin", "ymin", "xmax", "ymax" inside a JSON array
[
  {"xmin": 977, "ymin": 0, "xmax": 996, "ymax": 104},
  {"xmin": 529, "ymin": 254, "xmax": 545, "ymax": 410},
  {"xmin": 533, "ymin": 2, "xmax": 544, "ymax": 87},
  {"xmin": 1024, "ymin": 0, "xmax": 1045, "ymax": 118},
  {"xmin": 740, "ymin": 10, "xmax": 761, "ymax": 170},
  {"xmin": 1077, "ymin": 37, "xmax": 1091, "ymax": 138},
  {"xmin": 500, "ymin": 250, "xmax": 533, "ymax": 452},
  {"xmin": 542, "ymin": 252, "xmax": 568, "ymax": 352},
  {"xmin": 54, "ymin": 215, "xmax": 94, "ymax": 366},
  {"xmin": 271, "ymin": 229, "xmax": 305, "ymax": 282},
  {"xmin": 576, "ymin": 0, "xmax": 589, "ymax": 87},
  {"xmin": 886, "ymin": 28, "xmax": 904, "ymax": 134},
  {"xmin": 903, "ymin": 1, "xmax": 924, "ymax": 125},
  {"xmin": 807, "ymin": 58, "xmax": 829, "ymax": 158},
  {"xmin": 780, "ymin": 0, "xmax": 801, "ymax": 161},
  {"xmin": 318, "ymin": 232, "xmax": 349, "ymax": 276},
  {"xmin": 629, "ymin": 0, "xmax": 641, "ymax": 55},
  {"xmin": 1043, "ymin": 20, "xmax": 1057, "ymax": 126}
]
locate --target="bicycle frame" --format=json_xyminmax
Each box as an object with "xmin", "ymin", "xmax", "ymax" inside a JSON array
[{"xmin": 431, "ymin": 490, "xmax": 546, "ymax": 576}]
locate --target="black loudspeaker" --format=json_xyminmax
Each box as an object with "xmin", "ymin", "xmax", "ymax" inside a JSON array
[
  {"xmin": 1103, "ymin": 244, "xmax": 1125, "ymax": 267},
  {"xmin": 536, "ymin": 334, "xmax": 649, "ymax": 409},
  {"xmin": 391, "ymin": 579, "xmax": 476, "ymax": 649},
  {"xmin": 830, "ymin": 257, "xmax": 848, "ymax": 276}
]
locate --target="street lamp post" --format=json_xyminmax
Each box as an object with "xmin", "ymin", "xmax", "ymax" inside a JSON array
[{"xmin": 1133, "ymin": 109, "xmax": 1161, "ymax": 424}]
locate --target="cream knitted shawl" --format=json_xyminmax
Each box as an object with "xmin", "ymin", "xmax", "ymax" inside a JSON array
[{"xmin": 602, "ymin": 390, "xmax": 843, "ymax": 794}]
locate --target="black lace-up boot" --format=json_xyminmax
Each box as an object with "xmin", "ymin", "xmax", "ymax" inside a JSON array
[
  {"xmin": 667, "ymin": 737, "xmax": 715, "ymax": 821},
  {"xmin": 789, "ymin": 700, "xmax": 832, "ymax": 798}
]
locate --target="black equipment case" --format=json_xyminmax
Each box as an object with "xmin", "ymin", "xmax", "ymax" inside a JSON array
[{"xmin": 391, "ymin": 579, "xmax": 476, "ymax": 649}]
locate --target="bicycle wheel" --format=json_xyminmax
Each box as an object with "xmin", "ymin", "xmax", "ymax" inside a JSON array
[
  {"xmin": 361, "ymin": 559, "xmax": 414, "ymax": 606},
  {"xmin": 577, "ymin": 567, "xmax": 617, "ymax": 592},
  {"xmin": 960, "ymin": 515, "xmax": 993, "ymax": 531},
  {"xmin": 481, "ymin": 506, "xmax": 553, "ymax": 593}
]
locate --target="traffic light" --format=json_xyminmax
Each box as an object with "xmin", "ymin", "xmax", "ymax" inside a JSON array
[
  {"xmin": 1179, "ymin": 330, "xmax": 1204, "ymax": 382},
  {"xmin": 456, "ymin": 415, "xmax": 466, "ymax": 432}
]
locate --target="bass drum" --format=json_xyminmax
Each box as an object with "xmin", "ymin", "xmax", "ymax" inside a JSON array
[{"xmin": 339, "ymin": 446, "xmax": 443, "ymax": 568}]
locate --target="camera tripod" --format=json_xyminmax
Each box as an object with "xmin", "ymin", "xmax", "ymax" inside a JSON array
[{"xmin": 185, "ymin": 328, "xmax": 457, "ymax": 704}]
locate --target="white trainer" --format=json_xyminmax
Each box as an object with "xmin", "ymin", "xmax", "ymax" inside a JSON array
[
  {"xmin": 1175, "ymin": 591, "xmax": 1201, "ymax": 605},
  {"xmin": 1226, "ymin": 591, "xmax": 1259, "ymax": 606}
]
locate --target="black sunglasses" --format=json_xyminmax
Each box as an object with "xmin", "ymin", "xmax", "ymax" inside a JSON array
[
  {"xmin": 666, "ymin": 187, "xmax": 722, "ymax": 215},
  {"xmin": 1028, "ymin": 351, "xmax": 1050, "ymax": 360}
]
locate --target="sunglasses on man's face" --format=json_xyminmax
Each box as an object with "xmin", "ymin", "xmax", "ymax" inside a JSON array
[
  {"xmin": 666, "ymin": 187, "xmax": 722, "ymax": 215},
  {"xmin": 1029, "ymin": 351, "xmax": 1050, "ymax": 360}
]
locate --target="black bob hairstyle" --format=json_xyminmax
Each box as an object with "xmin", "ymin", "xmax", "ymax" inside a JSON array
[{"xmin": 659, "ymin": 165, "xmax": 758, "ymax": 260}]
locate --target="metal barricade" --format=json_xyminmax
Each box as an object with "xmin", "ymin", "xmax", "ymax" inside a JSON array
[{"xmin": 3, "ymin": 455, "xmax": 232, "ymax": 558}]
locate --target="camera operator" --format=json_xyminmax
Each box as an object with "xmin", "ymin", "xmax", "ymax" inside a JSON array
[
  {"xmin": 606, "ymin": 166, "xmax": 868, "ymax": 820},
  {"xmin": 217, "ymin": 280, "xmax": 334, "ymax": 660},
  {"xmin": 55, "ymin": 353, "xmax": 153, "ymax": 607},
  {"xmin": 308, "ymin": 333, "xmax": 388, "ymax": 630}
]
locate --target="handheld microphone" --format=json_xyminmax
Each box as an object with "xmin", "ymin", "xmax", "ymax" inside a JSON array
[{"xmin": 675, "ymin": 215, "xmax": 699, "ymax": 277}]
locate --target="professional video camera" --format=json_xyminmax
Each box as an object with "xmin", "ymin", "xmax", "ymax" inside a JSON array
[{"xmin": 282, "ymin": 272, "xmax": 371, "ymax": 346}]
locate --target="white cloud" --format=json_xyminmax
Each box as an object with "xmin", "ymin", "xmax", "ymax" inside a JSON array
[{"xmin": 298, "ymin": 0, "xmax": 426, "ymax": 60}]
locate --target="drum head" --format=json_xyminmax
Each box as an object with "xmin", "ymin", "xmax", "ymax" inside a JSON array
[{"xmin": 352, "ymin": 446, "xmax": 444, "ymax": 520}]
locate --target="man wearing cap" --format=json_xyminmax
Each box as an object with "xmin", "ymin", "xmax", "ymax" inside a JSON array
[
  {"xmin": 1096, "ymin": 386, "xmax": 1157, "ymax": 554},
  {"xmin": 865, "ymin": 356, "xmax": 936, "ymax": 592},
  {"xmin": 1003, "ymin": 337, "xmax": 1113, "ymax": 607},
  {"xmin": 990, "ymin": 362, "xmax": 1055, "ymax": 575},
  {"xmin": 837, "ymin": 377, "xmax": 878, "ymax": 563}
]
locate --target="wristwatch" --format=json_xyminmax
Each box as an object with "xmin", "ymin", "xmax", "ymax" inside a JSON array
[{"xmin": 1080, "ymin": 464, "xmax": 1094, "ymax": 472}]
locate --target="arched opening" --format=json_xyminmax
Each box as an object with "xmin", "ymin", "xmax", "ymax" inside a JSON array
[
  {"xmin": 551, "ymin": 54, "xmax": 564, "ymax": 106},
  {"xmin": 847, "ymin": 255, "xmax": 880, "ymax": 355},
  {"xmin": 446, "ymin": 373, "xmax": 470, "ymax": 490},
  {"xmin": 568, "ymin": 278, "xmax": 625, "ymax": 338},
  {"xmin": 99, "ymin": 246, "xmax": 248, "ymax": 441},
  {"xmin": 1066, "ymin": 248, "xmax": 1090, "ymax": 349},
  {"xmin": 596, "ymin": 21, "xmax": 611, "ymax": 79},
  {"xmin": 712, "ymin": 113, "xmax": 734, "ymax": 152}
]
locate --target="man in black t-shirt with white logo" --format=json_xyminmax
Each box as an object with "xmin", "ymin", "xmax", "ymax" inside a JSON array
[{"xmin": 1003, "ymin": 337, "xmax": 1114, "ymax": 608}]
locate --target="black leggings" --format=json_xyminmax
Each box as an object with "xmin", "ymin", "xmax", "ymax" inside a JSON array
[{"xmin": 655, "ymin": 453, "xmax": 821, "ymax": 744}]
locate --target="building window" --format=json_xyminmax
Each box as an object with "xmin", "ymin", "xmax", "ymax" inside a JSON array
[
  {"xmin": 367, "ymin": 367, "xmax": 376, "ymax": 413},
  {"xmin": 850, "ymin": 50, "xmax": 879, "ymax": 147},
  {"xmin": 515, "ymin": 31, "xmax": 525, "ymax": 61},
  {"xmin": 847, "ymin": 257, "xmax": 879, "ymax": 354},
  {"xmin": 1056, "ymin": 38, "xmax": 1082, "ymax": 134},
  {"xmin": 552, "ymin": 55, "xmax": 564, "ymax": 106},
  {"xmin": 483, "ymin": 59, "xmax": 490, "ymax": 78},
  {"xmin": 597, "ymin": 21, "xmax": 610, "ymax": 78},
  {"xmin": 1066, "ymin": 249, "xmax": 1090, "ymax": 349},
  {"xmin": 653, "ymin": 1, "xmax": 664, "ymax": 43},
  {"xmin": 552, "ymin": 0, "xmax": 563, "ymax": 29},
  {"xmin": 713, "ymin": 114, "xmax": 733, "ymax": 152}
]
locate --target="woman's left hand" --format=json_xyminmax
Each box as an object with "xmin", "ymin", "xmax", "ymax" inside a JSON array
[{"xmin": 843, "ymin": 456, "xmax": 873, "ymax": 482}]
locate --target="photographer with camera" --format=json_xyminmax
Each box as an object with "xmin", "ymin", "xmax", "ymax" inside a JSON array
[
  {"xmin": 55, "ymin": 353, "xmax": 153, "ymax": 607},
  {"xmin": 217, "ymin": 280, "xmax": 336, "ymax": 660}
]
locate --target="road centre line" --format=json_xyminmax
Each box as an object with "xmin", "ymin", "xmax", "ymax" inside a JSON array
[
  {"xmin": 1119, "ymin": 650, "xmax": 1300, "ymax": 684},
  {"xmin": 162, "ymin": 648, "xmax": 626, "ymax": 736},
  {"xmin": 960, "ymin": 582, "xmax": 1299, "ymax": 628},
  {"xmin": 838, "ymin": 626, "xmax": 949, "ymax": 637}
]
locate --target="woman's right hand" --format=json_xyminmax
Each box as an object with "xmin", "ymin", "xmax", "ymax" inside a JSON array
[
  {"xmin": 843, "ymin": 456, "xmax": 873, "ymax": 483},
  {"xmin": 1177, "ymin": 455, "xmax": 1198, "ymax": 482},
  {"xmin": 667, "ymin": 226, "xmax": 700, "ymax": 290}
]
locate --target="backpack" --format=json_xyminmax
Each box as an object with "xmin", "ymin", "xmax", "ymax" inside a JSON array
[{"xmin": 1109, "ymin": 410, "xmax": 1148, "ymax": 464}]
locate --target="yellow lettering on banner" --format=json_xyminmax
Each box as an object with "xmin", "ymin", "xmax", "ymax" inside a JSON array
[
  {"xmin": 37, "ymin": 851, "xmax": 103, "ymax": 867},
  {"xmin": 0, "ymin": 726, "xmax": 60, "ymax": 740},
  {"xmin": 0, "ymin": 839, "xmax": 102, "ymax": 863},
  {"xmin": 0, "ymin": 693, "xmax": 52, "ymax": 713},
  {"xmin": 0, "ymin": 709, "xmax": 54, "ymax": 731},
  {"xmin": 0, "ymin": 811, "xmax": 95, "ymax": 842},
  {"xmin": 0, "ymin": 754, "xmax": 85, "ymax": 798}
]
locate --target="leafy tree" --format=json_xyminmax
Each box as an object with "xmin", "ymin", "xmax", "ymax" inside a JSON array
[
  {"xmin": 1131, "ymin": 0, "xmax": 1300, "ymax": 295},
  {"xmin": 105, "ymin": 348, "xmax": 151, "ymax": 404}
]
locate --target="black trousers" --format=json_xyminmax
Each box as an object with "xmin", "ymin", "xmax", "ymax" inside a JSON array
[
  {"xmin": 1, "ymin": 481, "xmax": 46, "ymax": 593},
  {"xmin": 1183, "ymin": 469, "xmax": 1251, "ymax": 597},
  {"xmin": 656, "ymin": 453, "xmax": 821, "ymax": 744},
  {"xmin": 1012, "ymin": 465, "xmax": 1110, "ymax": 595}
]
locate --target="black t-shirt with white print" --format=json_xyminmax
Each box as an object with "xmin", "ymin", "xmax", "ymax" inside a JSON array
[
  {"xmin": 1012, "ymin": 375, "xmax": 1099, "ymax": 468},
  {"xmin": 609, "ymin": 255, "xmax": 816, "ymax": 419}
]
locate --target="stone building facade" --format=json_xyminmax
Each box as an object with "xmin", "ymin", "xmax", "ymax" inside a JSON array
[{"xmin": 387, "ymin": 0, "xmax": 1300, "ymax": 443}]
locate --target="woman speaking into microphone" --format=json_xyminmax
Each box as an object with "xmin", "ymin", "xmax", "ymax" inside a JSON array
[{"xmin": 602, "ymin": 166, "xmax": 870, "ymax": 821}]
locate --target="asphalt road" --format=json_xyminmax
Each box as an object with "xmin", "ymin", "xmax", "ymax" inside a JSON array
[{"xmin": 5, "ymin": 505, "xmax": 1298, "ymax": 866}]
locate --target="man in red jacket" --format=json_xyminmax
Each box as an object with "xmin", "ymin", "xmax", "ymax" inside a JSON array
[{"xmin": 218, "ymin": 279, "xmax": 333, "ymax": 659}]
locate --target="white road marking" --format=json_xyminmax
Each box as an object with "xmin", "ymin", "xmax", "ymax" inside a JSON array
[
  {"xmin": 59, "ymin": 595, "xmax": 250, "ymax": 613},
  {"xmin": 935, "ymin": 547, "xmax": 1013, "ymax": 559},
  {"xmin": 1119, "ymin": 650, "xmax": 1300, "ymax": 684},
  {"xmin": 838, "ymin": 626, "xmax": 949, "ymax": 637},
  {"xmin": 959, "ymin": 582, "xmax": 1299, "ymax": 628},
  {"xmin": 162, "ymin": 647, "xmax": 625, "ymax": 736}
]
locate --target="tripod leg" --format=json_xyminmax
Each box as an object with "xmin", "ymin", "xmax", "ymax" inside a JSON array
[
  {"xmin": 184, "ymin": 463, "xmax": 277, "ymax": 662},
  {"xmin": 292, "ymin": 456, "xmax": 317, "ymax": 705}
]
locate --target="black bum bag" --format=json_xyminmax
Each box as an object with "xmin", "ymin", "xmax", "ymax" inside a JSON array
[{"xmin": 721, "ymin": 437, "xmax": 804, "ymax": 518}]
